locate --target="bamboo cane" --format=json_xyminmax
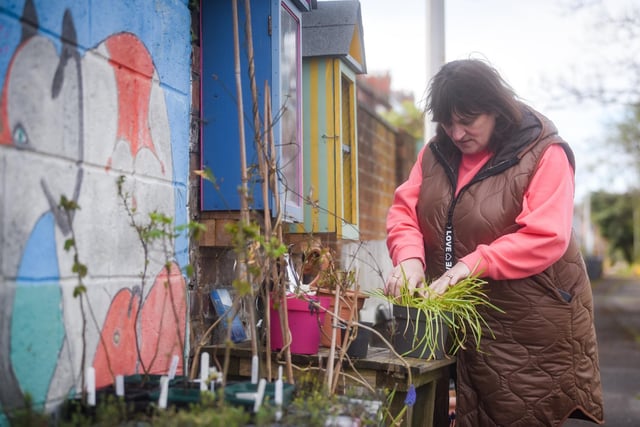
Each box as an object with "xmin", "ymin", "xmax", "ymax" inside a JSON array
[
  {"xmin": 240, "ymin": 0, "xmax": 260, "ymax": 373},
  {"xmin": 222, "ymin": 0, "xmax": 251, "ymax": 388},
  {"xmin": 264, "ymin": 83, "xmax": 294, "ymax": 383}
]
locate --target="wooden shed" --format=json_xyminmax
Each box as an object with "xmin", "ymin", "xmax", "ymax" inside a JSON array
[
  {"xmin": 290, "ymin": 0, "xmax": 367, "ymax": 240},
  {"xmin": 200, "ymin": 0, "xmax": 312, "ymax": 224}
]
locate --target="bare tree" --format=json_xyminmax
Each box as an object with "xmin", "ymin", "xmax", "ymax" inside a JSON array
[{"xmin": 553, "ymin": 0, "xmax": 640, "ymax": 106}]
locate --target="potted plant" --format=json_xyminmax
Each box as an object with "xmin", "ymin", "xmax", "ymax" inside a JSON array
[
  {"xmin": 269, "ymin": 290, "xmax": 332, "ymax": 355},
  {"xmin": 345, "ymin": 320, "xmax": 373, "ymax": 359},
  {"xmin": 370, "ymin": 274, "xmax": 503, "ymax": 359},
  {"xmin": 298, "ymin": 243, "xmax": 368, "ymax": 349}
]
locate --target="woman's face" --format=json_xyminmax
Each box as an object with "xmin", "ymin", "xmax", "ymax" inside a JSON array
[{"xmin": 441, "ymin": 112, "xmax": 496, "ymax": 155}]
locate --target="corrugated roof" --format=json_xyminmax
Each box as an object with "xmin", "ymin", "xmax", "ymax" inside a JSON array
[{"xmin": 302, "ymin": 0, "xmax": 367, "ymax": 74}]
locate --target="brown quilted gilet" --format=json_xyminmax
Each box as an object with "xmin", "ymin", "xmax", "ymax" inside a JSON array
[{"xmin": 417, "ymin": 107, "xmax": 604, "ymax": 426}]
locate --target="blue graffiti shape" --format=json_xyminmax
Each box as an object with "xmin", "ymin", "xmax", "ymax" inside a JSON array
[{"xmin": 12, "ymin": 212, "xmax": 65, "ymax": 408}]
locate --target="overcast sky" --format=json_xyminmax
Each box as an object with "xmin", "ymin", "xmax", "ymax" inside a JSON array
[{"xmin": 359, "ymin": 0, "xmax": 635, "ymax": 201}]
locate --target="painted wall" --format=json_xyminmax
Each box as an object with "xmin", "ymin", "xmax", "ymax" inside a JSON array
[
  {"xmin": 293, "ymin": 57, "xmax": 359, "ymax": 239},
  {"xmin": 0, "ymin": 0, "xmax": 191, "ymax": 421}
]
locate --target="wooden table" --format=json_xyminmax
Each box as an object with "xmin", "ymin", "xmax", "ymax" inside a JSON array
[{"xmin": 201, "ymin": 343, "xmax": 455, "ymax": 427}]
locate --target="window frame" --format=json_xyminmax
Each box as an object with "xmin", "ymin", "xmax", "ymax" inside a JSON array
[
  {"xmin": 338, "ymin": 67, "xmax": 359, "ymax": 238},
  {"xmin": 273, "ymin": 0, "xmax": 304, "ymax": 223}
]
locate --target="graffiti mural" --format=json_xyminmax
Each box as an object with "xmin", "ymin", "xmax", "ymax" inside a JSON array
[{"xmin": 0, "ymin": 0, "xmax": 191, "ymax": 419}]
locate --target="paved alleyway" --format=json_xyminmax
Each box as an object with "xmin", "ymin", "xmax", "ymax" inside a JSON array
[{"xmin": 565, "ymin": 277, "xmax": 640, "ymax": 426}]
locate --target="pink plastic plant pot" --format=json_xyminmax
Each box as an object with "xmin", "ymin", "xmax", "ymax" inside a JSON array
[{"xmin": 269, "ymin": 294, "xmax": 331, "ymax": 355}]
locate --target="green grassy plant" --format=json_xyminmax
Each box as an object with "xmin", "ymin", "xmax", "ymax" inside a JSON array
[{"xmin": 370, "ymin": 275, "xmax": 504, "ymax": 358}]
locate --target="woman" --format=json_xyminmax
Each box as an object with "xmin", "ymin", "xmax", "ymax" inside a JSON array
[{"xmin": 385, "ymin": 59, "xmax": 604, "ymax": 426}]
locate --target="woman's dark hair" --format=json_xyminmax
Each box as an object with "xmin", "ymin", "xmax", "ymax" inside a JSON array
[{"xmin": 426, "ymin": 59, "xmax": 523, "ymax": 151}]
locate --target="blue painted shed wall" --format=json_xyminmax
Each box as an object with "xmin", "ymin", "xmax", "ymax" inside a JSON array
[{"xmin": 200, "ymin": 0, "xmax": 272, "ymax": 211}]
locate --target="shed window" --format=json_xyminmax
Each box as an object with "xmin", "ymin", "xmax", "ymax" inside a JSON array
[
  {"xmin": 341, "ymin": 74, "xmax": 355, "ymax": 224},
  {"xmin": 279, "ymin": 3, "xmax": 303, "ymax": 221}
]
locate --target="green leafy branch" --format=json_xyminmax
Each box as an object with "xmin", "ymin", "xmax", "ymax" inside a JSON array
[
  {"xmin": 60, "ymin": 196, "xmax": 87, "ymax": 297},
  {"xmin": 59, "ymin": 195, "xmax": 115, "ymax": 403},
  {"xmin": 117, "ymin": 175, "xmax": 203, "ymax": 377}
]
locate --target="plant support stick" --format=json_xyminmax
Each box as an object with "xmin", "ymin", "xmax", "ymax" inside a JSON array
[
  {"xmin": 200, "ymin": 352, "xmax": 209, "ymax": 391},
  {"xmin": 86, "ymin": 367, "xmax": 95, "ymax": 406}
]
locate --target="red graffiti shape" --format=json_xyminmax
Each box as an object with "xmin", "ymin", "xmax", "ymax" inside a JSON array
[
  {"xmin": 139, "ymin": 262, "xmax": 186, "ymax": 376},
  {"xmin": 93, "ymin": 263, "xmax": 186, "ymax": 387},
  {"xmin": 0, "ymin": 43, "xmax": 27, "ymax": 145},
  {"xmin": 105, "ymin": 34, "xmax": 159, "ymax": 163},
  {"xmin": 93, "ymin": 288, "xmax": 141, "ymax": 388}
]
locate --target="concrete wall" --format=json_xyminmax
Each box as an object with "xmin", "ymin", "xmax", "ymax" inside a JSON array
[{"xmin": 0, "ymin": 0, "xmax": 191, "ymax": 420}]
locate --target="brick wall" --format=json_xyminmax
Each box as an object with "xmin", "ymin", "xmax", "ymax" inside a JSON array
[
  {"xmin": 395, "ymin": 129, "xmax": 419, "ymax": 186},
  {"xmin": 357, "ymin": 103, "xmax": 397, "ymax": 241},
  {"xmin": 357, "ymin": 99, "xmax": 417, "ymax": 242}
]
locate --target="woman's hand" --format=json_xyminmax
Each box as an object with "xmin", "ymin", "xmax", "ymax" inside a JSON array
[
  {"xmin": 385, "ymin": 258, "xmax": 425, "ymax": 297},
  {"xmin": 429, "ymin": 262, "xmax": 471, "ymax": 295}
]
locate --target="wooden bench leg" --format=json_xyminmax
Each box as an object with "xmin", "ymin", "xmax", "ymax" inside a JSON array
[{"xmin": 407, "ymin": 367, "xmax": 450, "ymax": 427}]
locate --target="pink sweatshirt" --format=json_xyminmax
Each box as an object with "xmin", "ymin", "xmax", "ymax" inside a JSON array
[{"xmin": 386, "ymin": 144, "xmax": 575, "ymax": 280}]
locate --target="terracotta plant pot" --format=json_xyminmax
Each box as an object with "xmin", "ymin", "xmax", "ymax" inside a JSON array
[{"xmin": 316, "ymin": 289, "xmax": 367, "ymax": 348}]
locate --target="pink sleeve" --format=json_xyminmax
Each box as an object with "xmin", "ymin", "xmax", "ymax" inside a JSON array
[
  {"xmin": 386, "ymin": 147, "xmax": 427, "ymax": 267},
  {"xmin": 461, "ymin": 144, "xmax": 575, "ymax": 279}
]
